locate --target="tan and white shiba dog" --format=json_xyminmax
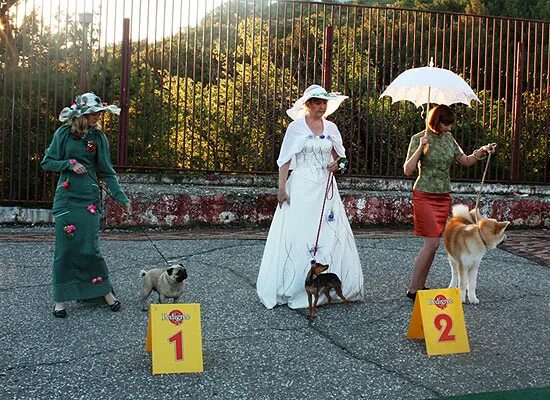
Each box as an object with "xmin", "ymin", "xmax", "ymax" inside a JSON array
[{"xmin": 444, "ymin": 204, "xmax": 510, "ymax": 304}]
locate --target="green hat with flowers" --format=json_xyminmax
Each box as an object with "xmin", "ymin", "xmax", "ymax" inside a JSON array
[{"xmin": 59, "ymin": 92, "xmax": 121, "ymax": 122}]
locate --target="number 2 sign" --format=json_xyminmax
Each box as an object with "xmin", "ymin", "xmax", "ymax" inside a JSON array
[
  {"xmin": 407, "ymin": 288, "xmax": 470, "ymax": 356},
  {"xmin": 146, "ymin": 304, "xmax": 204, "ymax": 374}
]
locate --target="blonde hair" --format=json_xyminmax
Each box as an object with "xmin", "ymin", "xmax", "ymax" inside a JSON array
[
  {"xmin": 69, "ymin": 116, "xmax": 89, "ymax": 137},
  {"xmin": 69, "ymin": 114, "xmax": 102, "ymax": 137}
]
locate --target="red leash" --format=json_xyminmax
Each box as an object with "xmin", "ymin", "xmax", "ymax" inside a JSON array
[{"xmin": 311, "ymin": 172, "xmax": 334, "ymax": 261}]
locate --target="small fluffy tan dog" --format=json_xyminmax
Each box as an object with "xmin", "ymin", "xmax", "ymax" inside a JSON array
[{"xmin": 444, "ymin": 204, "xmax": 509, "ymax": 304}]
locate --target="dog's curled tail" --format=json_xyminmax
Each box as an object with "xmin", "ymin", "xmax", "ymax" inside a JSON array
[
  {"xmin": 451, "ymin": 204, "xmax": 474, "ymax": 223},
  {"xmin": 140, "ymin": 269, "xmax": 147, "ymax": 278}
]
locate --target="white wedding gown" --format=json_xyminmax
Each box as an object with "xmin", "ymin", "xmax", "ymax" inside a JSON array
[{"xmin": 257, "ymin": 135, "xmax": 364, "ymax": 309}]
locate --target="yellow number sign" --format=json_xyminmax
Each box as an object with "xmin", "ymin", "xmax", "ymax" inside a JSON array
[
  {"xmin": 407, "ymin": 288, "xmax": 470, "ymax": 356},
  {"xmin": 146, "ymin": 303, "xmax": 204, "ymax": 374}
]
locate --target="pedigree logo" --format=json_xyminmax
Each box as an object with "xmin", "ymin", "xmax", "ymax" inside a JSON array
[
  {"xmin": 429, "ymin": 294, "xmax": 453, "ymax": 310},
  {"xmin": 162, "ymin": 310, "xmax": 191, "ymax": 326}
]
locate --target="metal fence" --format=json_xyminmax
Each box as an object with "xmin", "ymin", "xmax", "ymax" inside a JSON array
[{"xmin": 1, "ymin": 0, "xmax": 549, "ymax": 206}]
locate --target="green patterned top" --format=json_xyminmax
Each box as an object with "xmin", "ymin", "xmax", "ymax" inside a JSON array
[{"xmin": 406, "ymin": 130, "xmax": 464, "ymax": 193}]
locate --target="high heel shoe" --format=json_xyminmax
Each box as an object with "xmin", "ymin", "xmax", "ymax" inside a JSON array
[
  {"xmin": 406, "ymin": 291, "xmax": 416, "ymax": 300},
  {"xmin": 108, "ymin": 300, "xmax": 121, "ymax": 312},
  {"xmin": 52, "ymin": 306, "xmax": 67, "ymax": 318}
]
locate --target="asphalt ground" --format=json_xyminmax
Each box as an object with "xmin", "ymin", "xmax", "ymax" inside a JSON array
[{"xmin": 0, "ymin": 226, "xmax": 549, "ymax": 400}]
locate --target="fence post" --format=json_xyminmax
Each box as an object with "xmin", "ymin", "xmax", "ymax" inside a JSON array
[
  {"xmin": 322, "ymin": 26, "xmax": 333, "ymax": 91},
  {"xmin": 118, "ymin": 18, "xmax": 131, "ymax": 168},
  {"xmin": 511, "ymin": 42, "xmax": 524, "ymax": 182},
  {"xmin": 78, "ymin": 12, "xmax": 93, "ymax": 92}
]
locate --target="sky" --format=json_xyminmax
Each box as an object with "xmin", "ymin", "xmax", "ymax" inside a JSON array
[{"xmin": 14, "ymin": 0, "xmax": 225, "ymax": 44}]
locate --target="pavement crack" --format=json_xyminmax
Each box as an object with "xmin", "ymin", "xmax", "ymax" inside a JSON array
[{"xmin": 301, "ymin": 319, "xmax": 443, "ymax": 398}]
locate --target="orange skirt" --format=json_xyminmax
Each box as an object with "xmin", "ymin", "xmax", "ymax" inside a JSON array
[{"xmin": 412, "ymin": 189, "xmax": 451, "ymax": 238}]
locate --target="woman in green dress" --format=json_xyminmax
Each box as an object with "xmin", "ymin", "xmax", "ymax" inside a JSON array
[{"xmin": 41, "ymin": 93, "xmax": 131, "ymax": 318}]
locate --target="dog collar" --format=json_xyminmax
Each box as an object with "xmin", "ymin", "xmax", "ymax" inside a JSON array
[{"xmin": 477, "ymin": 229, "xmax": 488, "ymax": 248}]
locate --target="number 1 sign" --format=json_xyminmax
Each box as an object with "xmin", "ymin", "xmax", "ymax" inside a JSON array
[
  {"xmin": 407, "ymin": 288, "xmax": 470, "ymax": 356},
  {"xmin": 146, "ymin": 304, "xmax": 204, "ymax": 374}
]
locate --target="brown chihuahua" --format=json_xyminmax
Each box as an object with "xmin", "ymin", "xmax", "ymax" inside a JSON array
[{"xmin": 305, "ymin": 262, "xmax": 349, "ymax": 319}]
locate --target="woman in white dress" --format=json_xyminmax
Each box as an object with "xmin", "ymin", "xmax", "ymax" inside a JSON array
[{"xmin": 257, "ymin": 85, "xmax": 364, "ymax": 310}]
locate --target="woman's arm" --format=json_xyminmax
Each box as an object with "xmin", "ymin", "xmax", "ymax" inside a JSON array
[
  {"xmin": 403, "ymin": 135, "xmax": 428, "ymax": 176},
  {"xmin": 41, "ymin": 126, "xmax": 74, "ymax": 173},
  {"xmin": 277, "ymin": 160, "xmax": 291, "ymax": 208},
  {"xmin": 458, "ymin": 143, "xmax": 497, "ymax": 167},
  {"xmin": 96, "ymin": 131, "xmax": 130, "ymax": 206}
]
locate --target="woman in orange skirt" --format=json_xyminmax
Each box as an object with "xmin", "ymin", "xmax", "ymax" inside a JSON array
[{"xmin": 403, "ymin": 105, "xmax": 496, "ymax": 300}]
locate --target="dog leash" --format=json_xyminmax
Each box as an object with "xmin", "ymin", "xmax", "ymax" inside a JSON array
[
  {"xmin": 310, "ymin": 171, "xmax": 335, "ymax": 262},
  {"xmin": 474, "ymin": 151, "xmax": 492, "ymax": 224},
  {"xmin": 85, "ymin": 171, "xmax": 171, "ymax": 266}
]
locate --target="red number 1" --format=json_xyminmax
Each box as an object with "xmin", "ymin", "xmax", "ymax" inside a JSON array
[
  {"xmin": 168, "ymin": 331, "xmax": 184, "ymax": 361},
  {"xmin": 434, "ymin": 314, "xmax": 455, "ymax": 342}
]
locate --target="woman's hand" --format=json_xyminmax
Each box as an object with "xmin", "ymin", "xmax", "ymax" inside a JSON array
[
  {"xmin": 327, "ymin": 160, "xmax": 340, "ymax": 173},
  {"xmin": 277, "ymin": 189, "xmax": 289, "ymax": 208},
  {"xmin": 418, "ymin": 135, "xmax": 429, "ymax": 149},
  {"xmin": 482, "ymin": 143, "xmax": 497, "ymax": 154},
  {"xmin": 72, "ymin": 162, "xmax": 87, "ymax": 175},
  {"xmin": 124, "ymin": 203, "xmax": 132, "ymax": 214}
]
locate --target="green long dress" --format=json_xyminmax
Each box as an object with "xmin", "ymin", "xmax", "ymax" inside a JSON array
[{"xmin": 41, "ymin": 124, "xmax": 129, "ymax": 302}]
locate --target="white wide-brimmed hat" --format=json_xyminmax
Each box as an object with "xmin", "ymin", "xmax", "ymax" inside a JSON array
[
  {"xmin": 59, "ymin": 92, "xmax": 121, "ymax": 122},
  {"xmin": 286, "ymin": 84, "xmax": 348, "ymax": 120}
]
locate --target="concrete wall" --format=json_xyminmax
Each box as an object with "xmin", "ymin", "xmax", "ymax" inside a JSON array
[{"xmin": 1, "ymin": 173, "xmax": 549, "ymax": 228}]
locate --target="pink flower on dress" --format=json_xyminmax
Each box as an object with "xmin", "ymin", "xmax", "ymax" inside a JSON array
[
  {"xmin": 91, "ymin": 276, "xmax": 103, "ymax": 284},
  {"xmin": 69, "ymin": 159, "xmax": 77, "ymax": 165},
  {"xmin": 87, "ymin": 204, "xmax": 97, "ymax": 214},
  {"xmin": 63, "ymin": 224, "xmax": 76, "ymax": 239},
  {"xmin": 61, "ymin": 180, "xmax": 70, "ymax": 190}
]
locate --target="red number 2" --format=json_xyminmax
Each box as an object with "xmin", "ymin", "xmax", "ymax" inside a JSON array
[
  {"xmin": 434, "ymin": 314, "xmax": 455, "ymax": 342},
  {"xmin": 168, "ymin": 331, "xmax": 184, "ymax": 361}
]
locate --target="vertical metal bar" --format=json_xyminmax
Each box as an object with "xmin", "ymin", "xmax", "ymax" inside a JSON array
[
  {"xmin": 265, "ymin": 0, "xmax": 273, "ymax": 166},
  {"xmin": 495, "ymin": 19, "xmax": 503, "ymax": 181},
  {"xmin": 199, "ymin": 0, "xmax": 207, "ymax": 167},
  {"xmin": 239, "ymin": 0, "xmax": 249, "ymax": 169},
  {"xmin": 207, "ymin": 0, "xmax": 215, "ymax": 170},
  {"xmin": 166, "ymin": 0, "xmax": 175, "ymax": 166},
  {"xmin": 183, "ymin": 0, "xmax": 191, "ymax": 167},
  {"xmin": 117, "ymin": 18, "xmax": 130, "ymax": 167},
  {"xmin": 322, "ymin": 26, "xmax": 333, "ymax": 91},
  {"xmin": 523, "ymin": 22, "xmax": 533, "ymax": 179},
  {"xmin": 191, "ymin": 0, "xmax": 199, "ymax": 168},
  {"xmin": 215, "ymin": 0, "xmax": 224, "ymax": 169},
  {"xmin": 312, "ymin": 2, "xmax": 319, "ymax": 82},
  {"xmin": 371, "ymin": 8, "xmax": 379, "ymax": 174},
  {"xmin": 511, "ymin": 41, "xmax": 524, "ymax": 181},
  {"xmin": 172, "ymin": 0, "xmax": 182, "ymax": 167},
  {"xmin": 357, "ymin": 7, "xmax": 365, "ymax": 174},
  {"xmin": 230, "ymin": 0, "xmax": 240, "ymax": 169},
  {"xmin": 254, "ymin": 0, "xmax": 264, "ymax": 171}
]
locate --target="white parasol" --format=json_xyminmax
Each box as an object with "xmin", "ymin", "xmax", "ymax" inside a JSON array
[
  {"xmin": 380, "ymin": 58, "xmax": 480, "ymax": 108},
  {"xmin": 380, "ymin": 58, "xmax": 480, "ymax": 154}
]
